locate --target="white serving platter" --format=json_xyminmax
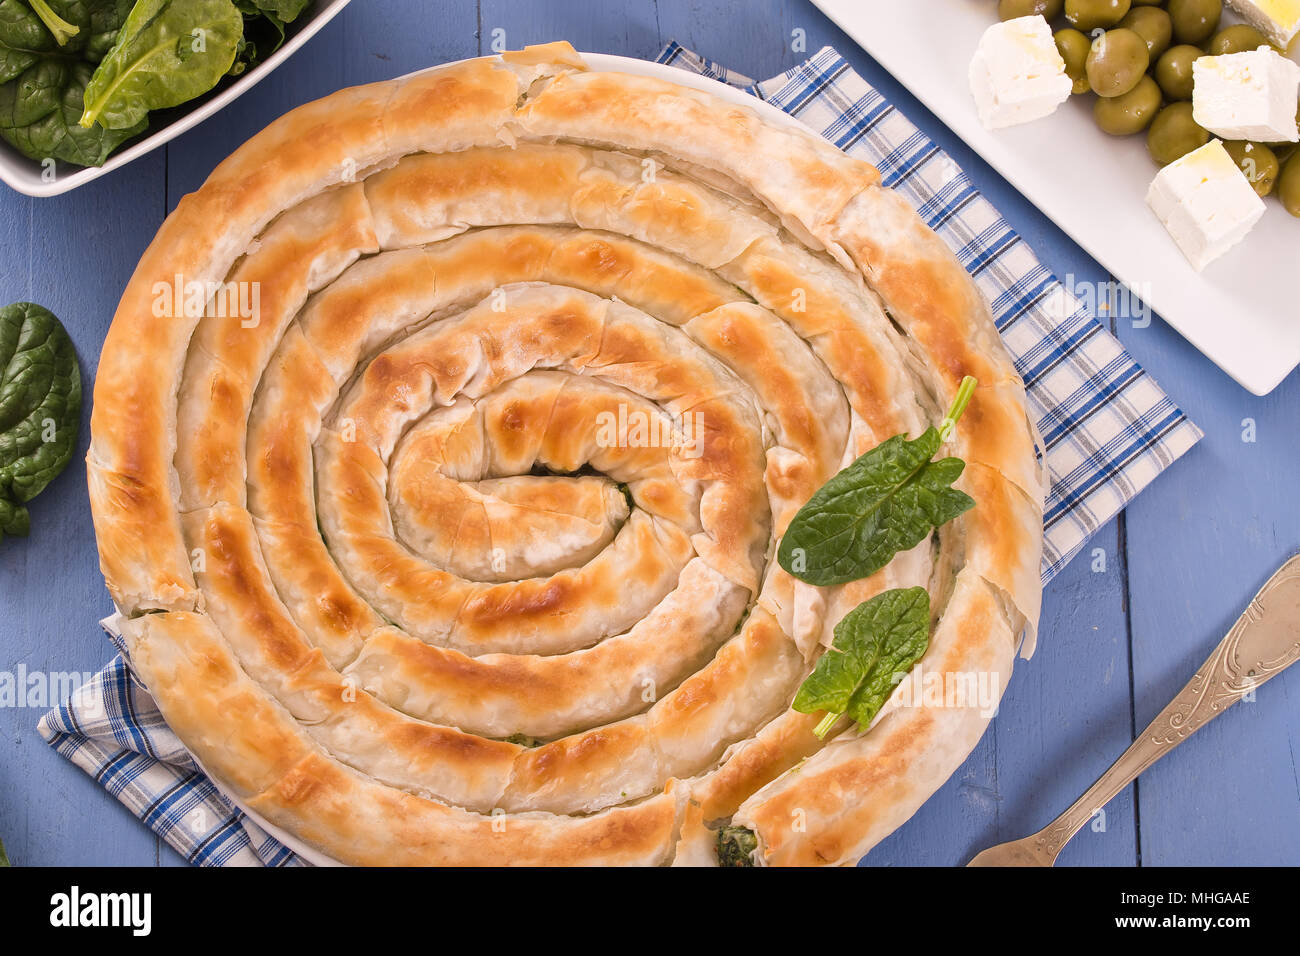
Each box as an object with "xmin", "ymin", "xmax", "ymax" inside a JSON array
[
  {"xmin": 0, "ymin": 0, "xmax": 351, "ymax": 198},
  {"xmin": 110, "ymin": 52, "xmax": 808, "ymax": 867},
  {"xmin": 812, "ymin": 0, "xmax": 1300, "ymax": 395}
]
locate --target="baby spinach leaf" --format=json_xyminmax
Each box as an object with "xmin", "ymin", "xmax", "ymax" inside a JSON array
[
  {"xmin": 0, "ymin": 0, "xmax": 143, "ymax": 165},
  {"xmin": 716, "ymin": 826, "xmax": 757, "ymax": 867},
  {"xmin": 777, "ymin": 376, "xmax": 978, "ymax": 587},
  {"xmin": 793, "ymin": 586, "xmax": 930, "ymax": 739},
  {"xmin": 80, "ymin": 0, "xmax": 243, "ymax": 131},
  {"xmin": 0, "ymin": 302, "xmax": 81, "ymax": 544},
  {"xmin": 0, "ymin": 1, "xmax": 47, "ymax": 84}
]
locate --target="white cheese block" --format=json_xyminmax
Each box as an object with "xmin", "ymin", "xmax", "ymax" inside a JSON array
[
  {"xmin": 969, "ymin": 16, "xmax": 1072, "ymax": 131},
  {"xmin": 1146, "ymin": 140, "xmax": 1267, "ymax": 272},
  {"xmin": 1192, "ymin": 47, "xmax": 1300, "ymax": 142},
  {"xmin": 1225, "ymin": 0, "xmax": 1300, "ymax": 49}
]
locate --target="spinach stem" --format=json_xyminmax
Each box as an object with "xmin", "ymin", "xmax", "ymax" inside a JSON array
[
  {"xmin": 938, "ymin": 375, "xmax": 978, "ymax": 442},
  {"xmin": 29, "ymin": 0, "xmax": 79, "ymax": 46},
  {"xmin": 813, "ymin": 711, "xmax": 840, "ymax": 739}
]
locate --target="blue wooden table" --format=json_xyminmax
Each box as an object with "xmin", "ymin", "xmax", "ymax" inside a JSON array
[{"xmin": 0, "ymin": 0, "xmax": 1296, "ymax": 867}]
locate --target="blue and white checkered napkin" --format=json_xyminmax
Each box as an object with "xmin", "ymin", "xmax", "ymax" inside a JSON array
[{"xmin": 38, "ymin": 45, "xmax": 1202, "ymax": 866}]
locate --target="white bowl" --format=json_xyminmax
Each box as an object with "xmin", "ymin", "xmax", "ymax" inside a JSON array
[{"xmin": 0, "ymin": 0, "xmax": 351, "ymax": 198}]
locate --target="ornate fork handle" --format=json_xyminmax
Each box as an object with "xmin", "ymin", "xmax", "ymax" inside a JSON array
[{"xmin": 1033, "ymin": 556, "xmax": 1300, "ymax": 858}]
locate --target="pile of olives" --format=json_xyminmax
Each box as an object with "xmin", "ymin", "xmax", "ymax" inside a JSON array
[{"xmin": 994, "ymin": 0, "xmax": 1300, "ymax": 217}]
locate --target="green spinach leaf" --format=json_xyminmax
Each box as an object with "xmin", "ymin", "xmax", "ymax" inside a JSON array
[
  {"xmin": 777, "ymin": 375, "xmax": 978, "ymax": 587},
  {"xmin": 0, "ymin": 0, "xmax": 143, "ymax": 165},
  {"xmin": 80, "ymin": 0, "xmax": 243, "ymax": 131},
  {"xmin": 793, "ymin": 586, "xmax": 931, "ymax": 739},
  {"xmin": 0, "ymin": 302, "xmax": 81, "ymax": 544}
]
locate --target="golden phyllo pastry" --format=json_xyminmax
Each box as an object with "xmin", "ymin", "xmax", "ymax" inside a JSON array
[{"xmin": 89, "ymin": 42, "xmax": 1043, "ymax": 866}]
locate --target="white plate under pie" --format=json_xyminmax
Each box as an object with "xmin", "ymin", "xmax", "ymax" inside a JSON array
[{"xmin": 811, "ymin": 0, "xmax": 1300, "ymax": 396}]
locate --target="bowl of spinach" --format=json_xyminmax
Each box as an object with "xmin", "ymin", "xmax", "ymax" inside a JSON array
[{"xmin": 0, "ymin": 0, "xmax": 351, "ymax": 197}]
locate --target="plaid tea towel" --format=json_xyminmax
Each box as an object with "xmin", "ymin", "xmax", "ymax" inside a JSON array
[{"xmin": 38, "ymin": 44, "xmax": 1202, "ymax": 867}]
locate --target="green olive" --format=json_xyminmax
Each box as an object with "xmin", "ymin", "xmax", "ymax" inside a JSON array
[
  {"xmin": 1167, "ymin": 0, "xmax": 1222, "ymax": 46},
  {"xmin": 1130, "ymin": 0, "xmax": 1164, "ymax": 5},
  {"xmin": 1221, "ymin": 141, "xmax": 1280, "ymax": 196},
  {"xmin": 999, "ymin": 0, "xmax": 1066, "ymax": 19},
  {"xmin": 1147, "ymin": 102, "xmax": 1211, "ymax": 165},
  {"xmin": 1087, "ymin": 29, "xmax": 1150, "ymax": 97},
  {"xmin": 1154, "ymin": 44, "xmax": 1203, "ymax": 100},
  {"xmin": 1206, "ymin": 24, "xmax": 1272, "ymax": 55},
  {"xmin": 1094, "ymin": 75, "xmax": 1163, "ymax": 134},
  {"xmin": 1118, "ymin": 7, "xmax": 1173, "ymax": 60},
  {"xmin": 1279, "ymin": 152, "xmax": 1300, "ymax": 217},
  {"xmin": 1065, "ymin": 0, "xmax": 1131, "ymax": 32},
  {"xmin": 1055, "ymin": 28, "xmax": 1094, "ymax": 94}
]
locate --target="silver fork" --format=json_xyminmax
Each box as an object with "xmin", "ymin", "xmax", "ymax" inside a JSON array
[{"xmin": 968, "ymin": 553, "xmax": 1300, "ymax": 866}]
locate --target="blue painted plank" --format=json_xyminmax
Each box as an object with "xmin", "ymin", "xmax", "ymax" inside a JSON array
[
  {"xmin": 479, "ymin": 0, "xmax": 661, "ymax": 57},
  {"xmin": 656, "ymin": 0, "xmax": 822, "ymax": 75},
  {"xmin": 1118, "ymin": 319, "xmax": 1300, "ymax": 865}
]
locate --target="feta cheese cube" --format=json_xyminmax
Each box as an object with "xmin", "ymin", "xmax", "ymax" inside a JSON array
[
  {"xmin": 969, "ymin": 16, "xmax": 1072, "ymax": 130},
  {"xmin": 1225, "ymin": 0, "xmax": 1300, "ymax": 49},
  {"xmin": 1146, "ymin": 140, "xmax": 1267, "ymax": 271},
  {"xmin": 1192, "ymin": 47, "xmax": 1300, "ymax": 142}
]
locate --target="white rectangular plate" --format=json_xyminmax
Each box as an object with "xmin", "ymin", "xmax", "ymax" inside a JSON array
[
  {"xmin": 0, "ymin": 0, "xmax": 351, "ymax": 199},
  {"xmin": 812, "ymin": 0, "xmax": 1299, "ymax": 395}
]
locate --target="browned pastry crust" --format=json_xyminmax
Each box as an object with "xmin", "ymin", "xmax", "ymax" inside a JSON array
[{"xmin": 90, "ymin": 42, "xmax": 1043, "ymax": 866}]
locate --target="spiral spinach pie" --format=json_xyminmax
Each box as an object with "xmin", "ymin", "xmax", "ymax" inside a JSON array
[{"xmin": 87, "ymin": 42, "xmax": 1044, "ymax": 866}]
